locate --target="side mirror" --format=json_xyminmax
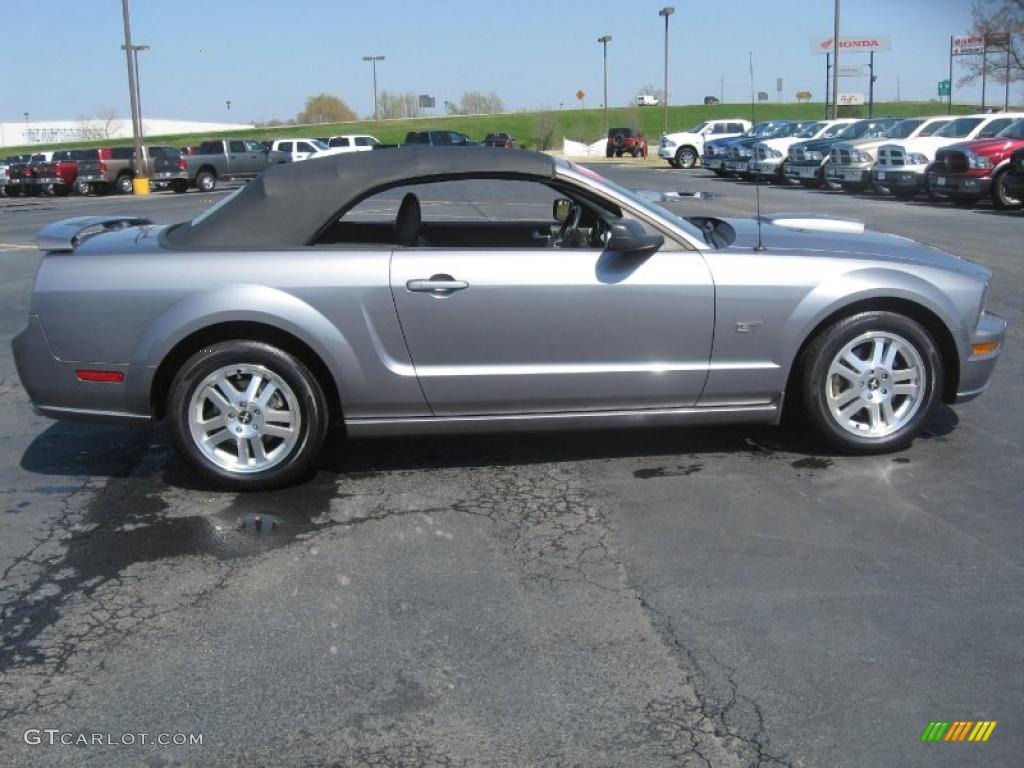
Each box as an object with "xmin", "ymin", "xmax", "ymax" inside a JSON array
[
  {"xmin": 607, "ymin": 218, "xmax": 664, "ymax": 255},
  {"xmin": 553, "ymin": 198, "xmax": 573, "ymax": 222}
]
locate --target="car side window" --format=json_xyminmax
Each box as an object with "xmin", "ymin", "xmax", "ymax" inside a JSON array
[
  {"xmin": 331, "ymin": 137, "xmax": 350, "ymax": 147},
  {"xmin": 228, "ymin": 141, "xmax": 246, "ymax": 153},
  {"xmin": 278, "ymin": 141, "xmax": 293, "ymax": 152},
  {"xmin": 298, "ymin": 142, "xmax": 316, "ymax": 153},
  {"xmin": 245, "ymin": 141, "xmax": 264, "ymax": 152},
  {"xmin": 316, "ymin": 178, "xmax": 623, "ymax": 250},
  {"xmin": 354, "ymin": 137, "xmax": 374, "ymax": 146},
  {"xmin": 978, "ymin": 119, "xmax": 1012, "ymax": 138}
]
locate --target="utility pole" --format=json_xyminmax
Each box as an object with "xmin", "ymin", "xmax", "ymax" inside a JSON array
[
  {"xmin": 1006, "ymin": 47, "xmax": 1011, "ymax": 111},
  {"xmin": 824, "ymin": 53, "xmax": 831, "ymax": 119},
  {"xmin": 948, "ymin": 35, "xmax": 954, "ymax": 114},
  {"xmin": 868, "ymin": 51, "xmax": 874, "ymax": 118},
  {"xmin": 659, "ymin": 7, "xmax": 674, "ymax": 135},
  {"xmin": 598, "ymin": 36, "xmax": 612, "ymax": 136},
  {"xmin": 120, "ymin": 0, "xmax": 147, "ymax": 192},
  {"xmin": 362, "ymin": 55, "xmax": 385, "ymax": 119},
  {"xmin": 896, "ymin": 75, "xmax": 900, "ymax": 102},
  {"xmin": 831, "ymin": 0, "xmax": 840, "ymax": 119}
]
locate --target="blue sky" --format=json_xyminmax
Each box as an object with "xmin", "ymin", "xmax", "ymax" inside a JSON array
[{"xmin": 4, "ymin": 0, "xmax": 1012, "ymax": 124}]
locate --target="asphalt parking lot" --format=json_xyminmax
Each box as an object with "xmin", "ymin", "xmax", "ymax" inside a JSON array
[{"xmin": 1, "ymin": 167, "xmax": 1021, "ymax": 767}]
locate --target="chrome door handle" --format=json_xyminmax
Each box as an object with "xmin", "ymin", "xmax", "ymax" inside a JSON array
[{"xmin": 406, "ymin": 275, "xmax": 469, "ymax": 293}]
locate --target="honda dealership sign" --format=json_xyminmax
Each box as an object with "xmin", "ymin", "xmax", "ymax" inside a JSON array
[{"xmin": 809, "ymin": 35, "xmax": 892, "ymax": 54}]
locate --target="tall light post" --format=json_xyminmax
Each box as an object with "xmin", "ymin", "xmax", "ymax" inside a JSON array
[
  {"xmin": 597, "ymin": 35, "xmax": 612, "ymax": 136},
  {"xmin": 831, "ymin": 0, "xmax": 840, "ymax": 119},
  {"xmin": 362, "ymin": 55, "xmax": 385, "ymax": 119},
  {"xmin": 122, "ymin": 43, "xmax": 149, "ymax": 126},
  {"xmin": 659, "ymin": 7, "xmax": 674, "ymax": 135},
  {"xmin": 120, "ymin": 0, "xmax": 146, "ymax": 188}
]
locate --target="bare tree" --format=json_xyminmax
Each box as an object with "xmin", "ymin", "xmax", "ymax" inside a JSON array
[
  {"xmin": 533, "ymin": 110, "xmax": 557, "ymax": 151},
  {"xmin": 957, "ymin": 0, "xmax": 1023, "ymax": 88},
  {"xmin": 377, "ymin": 91, "xmax": 422, "ymax": 119},
  {"xmin": 96, "ymin": 107, "xmax": 118, "ymax": 138},
  {"xmin": 636, "ymin": 84, "xmax": 665, "ymax": 102},
  {"xmin": 453, "ymin": 91, "xmax": 505, "ymax": 115}
]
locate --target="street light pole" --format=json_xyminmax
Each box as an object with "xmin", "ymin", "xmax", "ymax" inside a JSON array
[
  {"xmin": 119, "ymin": 0, "xmax": 146, "ymax": 185},
  {"xmin": 659, "ymin": 7, "xmax": 674, "ymax": 135},
  {"xmin": 831, "ymin": 0, "xmax": 840, "ymax": 119},
  {"xmin": 362, "ymin": 55, "xmax": 385, "ymax": 119},
  {"xmin": 598, "ymin": 35, "xmax": 612, "ymax": 136}
]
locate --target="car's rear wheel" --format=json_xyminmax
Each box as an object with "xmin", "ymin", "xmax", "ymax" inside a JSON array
[
  {"xmin": 115, "ymin": 173, "xmax": 133, "ymax": 194},
  {"xmin": 75, "ymin": 180, "xmax": 91, "ymax": 195},
  {"xmin": 170, "ymin": 179, "xmax": 188, "ymax": 194},
  {"xmin": 800, "ymin": 311, "xmax": 942, "ymax": 454},
  {"xmin": 675, "ymin": 147, "xmax": 697, "ymax": 169},
  {"xmin": 196, "ymin": 171, "xmax": 217, "ymax": 192},
  {"xmin": 992, "ymin": 168, "xmax": 1023, "ymax": 209},
  {"xmin": 168, "ymin": 341, "xmax": 329, "ymax": 490}
]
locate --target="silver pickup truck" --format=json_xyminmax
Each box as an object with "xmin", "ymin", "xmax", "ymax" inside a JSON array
[{"xmin": 184, "ymin": 139, "xmax": 288, "ymax": 192}]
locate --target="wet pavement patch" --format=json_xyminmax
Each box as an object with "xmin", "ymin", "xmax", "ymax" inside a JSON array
[
  {"xmin": 633, "ymin": 464, "xmax": 703, "ymax": 479},
  {"xmin": 790, "ymin": 457, "xmax": 834, "ymax": 470}
]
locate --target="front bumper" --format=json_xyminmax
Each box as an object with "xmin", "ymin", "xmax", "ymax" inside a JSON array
[
  {"xmin": 658, "ymin": 145, "xmax": 675, "ymax": 160},
  {"xmin": 750, "ymin": 159, "xmax": 783, "ymax": 176},
  {"xmin": 702, "ymin": 156, "xmax": 724, "ymax": 171},
  {"xmin": 724, "ymin": 159, "xmax": 751, "ymax": 174},
  {"xmin": 872, "ymin": 166, "xmax": 925, "ymax": 190},
  {"xmin": 12, "ymin": 315, "xmax": 154, "ymax": 426},
  {"xmin": 956, "ymin": 311, "xmax": 1007, "ymax": 402},
  {"xmin": 825, "ymin": 164, "xmax": 871, "ymax": 184},
  {"xmin": 928, "ymin": 171, "xmax": 992, "ymax": 198},
  {"xmin": 784, "ymin": 162, "xmax": 824, "ymax": 180}
]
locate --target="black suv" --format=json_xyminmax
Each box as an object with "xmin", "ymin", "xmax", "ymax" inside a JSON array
[
  {"xmin": 606, "ymin": 128, "xmax": 648, "ymax": 158},
  {"xmin": 404, "ymin": 130, "xmax": 478, "ymax": 146},
  {"xmin": 482, "ymin": 132, "xmax": 516, "ymax": 148}
]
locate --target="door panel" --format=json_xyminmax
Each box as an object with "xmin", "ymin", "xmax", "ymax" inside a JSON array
[{"xmin": 390, "ymin": 247, "xmax": 715, "ymax": 416}]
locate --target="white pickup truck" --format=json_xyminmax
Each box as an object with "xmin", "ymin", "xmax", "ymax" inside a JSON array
[
  {"xmin": 270, "ymin": 138, "xmax": 332, "ymax": 162},
  {"xmin": 658, "ymin": 119, "xmax": 751, "ymax": 168},
  {"xmin": 322, "ymin": 135, "xmax": 379, "ymax": 153},
  {"xmin": 750, "ymin": 119, "xmax": 855, "ymax": 183},
  {"xmin": 872, "ymin": 113, "xmax": 1024, "ymax": 199}
]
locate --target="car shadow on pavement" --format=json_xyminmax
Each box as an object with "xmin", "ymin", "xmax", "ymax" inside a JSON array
[{"xmin": 19, "ymin": 404, "xmax": 960, "ymax": 485}]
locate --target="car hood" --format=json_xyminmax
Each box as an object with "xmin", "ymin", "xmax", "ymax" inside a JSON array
[
  {"xmin": 887, "ymin": 135, "xmax": 965, "ymax": 156},
  {"xmin": 790, "ymin": 136, "xmax": 846, "ymax": 152},
  {"xmin": 721, "ymin": 217, "xmax": 990, "ymax": 279},
  {"xmin": 760, "ymin": 135, "xmax": 811, "ymax": 150},
  {"xmin": 943, "ymin": 136, "xmax": 1024, "ymax": 156},
  {"xmin": 665, "ymin": 131, "xmax": 702, "ymax": 143},
  {"xmin": 706, "ymin": 136, "xmax": 751, "ymax": 151}
]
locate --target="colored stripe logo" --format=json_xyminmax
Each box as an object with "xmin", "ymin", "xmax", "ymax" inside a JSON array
[{"xmin": 921, "ymin": 721, "xmax": 997, "ymax": 742}]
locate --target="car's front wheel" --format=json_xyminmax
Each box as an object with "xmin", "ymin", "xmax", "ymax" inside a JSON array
[
  {"xmin": 196, "ymin": 171, "xmax": 217, "ymax": 192},
  {"xmin": 992, "ymin": 168, "xmax": 1023, "ymax": 209},
  {"xmin": 799, "ymin": 311, "xmax": 942, "ymax": 454},
  {"xmin": 675, "ymin": 147, "xmax": 697, "ymax": 169},
  {"xmin": 168, "ymin": 341, "xmax": 329, "ymax": 490}
]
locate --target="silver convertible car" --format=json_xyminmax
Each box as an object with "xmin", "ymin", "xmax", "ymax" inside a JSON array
[{"xmin": 13, "ymin": 147, "xmax": 1005, "ymax": 489}]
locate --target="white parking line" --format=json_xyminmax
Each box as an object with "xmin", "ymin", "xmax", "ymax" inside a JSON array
[{"xmin": 0, "ymin": 242, "xmax": 36, "ymax": 251}]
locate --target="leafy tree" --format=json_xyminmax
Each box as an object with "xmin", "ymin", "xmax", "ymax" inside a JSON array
[
  {"xmin": 958, "ymin": 0, "xmax": 1023, "ymax": 88},
  {"xmin": 296, "ymin": 94, "xmax": 356, "ymax": 124}
]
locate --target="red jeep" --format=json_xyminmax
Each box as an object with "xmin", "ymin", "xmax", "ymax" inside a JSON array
[
  {"xmin": 929, "ymin": 118, "xmax": 1024, "ymax": 209},
  {"xmin": 606, "ymin": 127, "xmax": 648, "ymax": 158}
]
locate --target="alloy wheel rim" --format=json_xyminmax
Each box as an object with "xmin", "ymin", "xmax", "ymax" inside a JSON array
[
  {"xmin": 825, "ymin": 331, "xmax": 926, "ymax": 438},
  {"xmin": 188, "ymin": 364, "xmax": 302, "ymax": 474}
]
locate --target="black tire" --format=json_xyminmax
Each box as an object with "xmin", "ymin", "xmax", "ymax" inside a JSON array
[
  {"xmin": 114, "ymin": 173, "xmax": 134, "ymax": 194},
  {"xmin": 675, "ymin": 146, "xmax": 697, "ymax": 169},
  {"xmin": 170, "ymin": 179, "xmax": 188, "ymax": 194},
  {"xmin": 799, "ymin": 178, "xmax": 822, "ymax": 189},
  {"xmin": 775, "ymin": 164, "xmax": 797, "ymax": 185},
  {"xmin": 630, "ymin": 148, "xmax": 640, "ymax": 157},
  {"xmin": 824, "ymin": 178, "xmax": 843, "ymax": 191},
  {"xmin": 51, "ymin": 185, "xmax": 70, "ymax": 197},
  {"xmin": 74, "ymin": 180, "xmax": 91, "ymax": 195},
  {"xmin": 668, "ymin": 158, "xmax": 681, "ymax": 169},
  {"xmin": 991, "ymin": 168, "xmax": 1023, "ymax": 210},
  {"xmin": 605, "ymin": 148, "xmax": 614, "ymax": 158},
  {"xmin": 891, "ymin": 186, "xmax": 918, "ymax": 200},
  {"xmin": 799, "ymin": 311, "xmax": 943, "ymax": 454},
  {"xmin": 712, "ymin": 168, "xmax": 727, "ymax": 177},
  {"xmin": 6, "ymin": 186, "xmax": 21, "ymax": 197},
  {"xmin": 953, "ymin": 194, "xmax": 979, "ymax": 207},
  {"xmin": 196, "ymin": 170, "xmax": 217, "ymax": 192},
  {"xmin": 872, "ymin": 181, "xmax": 892, "ymax": 195},
  {"xmin": 168, "ymin": 340, "xmax": 330, "ymax": 490},
  {"xmin": 840, "ymin": 181, "xmax": 869, "ymax": 194}
]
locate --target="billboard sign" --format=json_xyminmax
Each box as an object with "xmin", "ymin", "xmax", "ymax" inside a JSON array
[
  {"xmin": 810, "ymin": 35, "xmax": 891, "ymax": 54},
  {"xmin": 837, "ymin": 92, "xmax": 866, "ymax": 106},
  {"xmin": 953, "ymin": 34, "xmax": 985, "ymax": 55},
  {"xmin": 837, "ymin": 65, "xmax": 865, "ymax": 77}
]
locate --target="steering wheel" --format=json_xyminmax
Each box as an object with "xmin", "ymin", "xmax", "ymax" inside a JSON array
[{"xmin": 557, "ymin": 201, "xmax": 583, "ymax": 246}]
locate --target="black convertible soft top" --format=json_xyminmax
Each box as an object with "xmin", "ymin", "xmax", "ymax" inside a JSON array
[{"xmin": 165, "ymin": 146, "xmax": 558, "ymax": 248}]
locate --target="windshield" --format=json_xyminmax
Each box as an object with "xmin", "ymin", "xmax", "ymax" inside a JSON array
[
  {"xmin": 564, "ymin": 161, "xmax": 705, "ymax": 243},
  {"xmin": 997, "ymin": 119, "xmax": 1024, "ymax": 139},
  {"xmin": 761, "ymin": 122, "xmax": 794, "ymax": 139},
  {"xmin": 686, "ymin": 122, "xmax": 709, "ymax": 133},
  {"xmin": 819, "ymin": 122, "xmax": 851, "ymax": 138},
  {"xmin": 309, "ymin": 139, "xmax": 329, "ymax": 150},
  {"xmin": 883, "ymin": 119, "xmax": 923, "ymax": 139},
  {"xmin": 934, "ymin": 117, "xmax": 983, "ymax": 138},
  {"xmin": 745, "ymin": 122, "xmax": 773, "ymax": 137},
  {"xmin": 795, "ymin": 122, "xmax": 825, "ymax": 138}
]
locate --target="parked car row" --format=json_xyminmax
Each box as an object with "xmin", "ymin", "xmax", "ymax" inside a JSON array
[{"xmin": 693, "ymin": 113, "xmax": 1024, "ymax": 211}]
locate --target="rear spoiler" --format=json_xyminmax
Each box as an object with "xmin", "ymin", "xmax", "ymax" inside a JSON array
[{"xmin": 37, "ymin": 215, "xmax": 153, "ymax": 252}]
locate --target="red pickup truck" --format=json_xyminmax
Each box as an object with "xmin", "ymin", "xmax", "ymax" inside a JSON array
[
  {"xmin": 35, "ymin": 150, "xmax": 87, "ymax": 196},
  {"xmin": 928, "ymin": 118, "xmax": 1024, "ymax": 209}
]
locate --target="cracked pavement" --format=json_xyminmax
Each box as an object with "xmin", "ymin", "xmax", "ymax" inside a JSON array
[{"xmin": 1, "ymin": 169, "xmax": 1022, "ymax": 767}]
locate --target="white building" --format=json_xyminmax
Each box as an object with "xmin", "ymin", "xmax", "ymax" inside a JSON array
[{"xmin": 0, "ymin": 118, "xmax": 254, "ymax": 148}]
